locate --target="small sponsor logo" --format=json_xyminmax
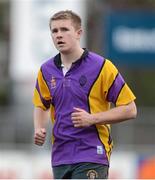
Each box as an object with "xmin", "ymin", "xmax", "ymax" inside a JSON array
[
  {"xmin": 97, "ymin": 145, "xmax": 103, "ymax": 154},
  {"xmin": 87, "ymin": 169, "xmax": 98, "ymax": 179}
]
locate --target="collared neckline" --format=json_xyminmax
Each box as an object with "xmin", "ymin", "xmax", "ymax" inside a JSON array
[{"xmin": 54, "ymin": 48, "xmax": 89, "ymax": 69}]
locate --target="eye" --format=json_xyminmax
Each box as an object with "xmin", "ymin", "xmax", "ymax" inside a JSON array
[{"xmin": 52, "ymin": 28, "xmax": 58, "ymax": 33}]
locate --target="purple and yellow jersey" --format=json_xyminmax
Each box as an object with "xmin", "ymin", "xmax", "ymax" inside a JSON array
[{"xmin": 33, "ymin": 49, "xmax": 136, "ymax": 166}]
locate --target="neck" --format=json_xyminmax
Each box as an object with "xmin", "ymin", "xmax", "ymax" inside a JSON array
[{"xmin": 61, "ymin": 47, "xmax": 84, "ymax": 67}]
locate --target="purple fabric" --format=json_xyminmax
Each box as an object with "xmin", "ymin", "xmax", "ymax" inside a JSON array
[
  {"xmin": 107, "ymin": 73, "xmax": 125, "ymax": 104},
  {"xmin": 40, "ymin": 51, "xmax": 110, "ymax": 166}
]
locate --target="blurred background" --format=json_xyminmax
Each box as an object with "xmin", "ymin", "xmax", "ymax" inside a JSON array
[{"xmin": 0, "ymin": 0, "xmax": 155, "ymax": 178}]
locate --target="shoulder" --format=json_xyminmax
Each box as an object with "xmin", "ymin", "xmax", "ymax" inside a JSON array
[
  {"xmin": 41, "ymin": 57, "xmax": 55, "ymax": 70},
  {"xmin": 87, "ymin": 51, "xmax": 118, "ymax": 71},
  {"xmin": 88, "ymin": 51, "xmax": 104, "ymax": 62},
  {"xmin": 38, "ymin": 57, "xmax": 55, "ymax": 80},
  {"xmin": 87, "ymin": 51, "xmax": 118, "ymax": 69},
  {"xmin": 85, "ymin": 51, "xmax": 105, "ymax": 69},
  {"xmin": 104, "ymin": 59, "xmax": 119, "ymax": 73}
]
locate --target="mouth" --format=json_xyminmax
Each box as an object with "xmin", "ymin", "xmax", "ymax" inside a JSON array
[{"xmin": 57, "ymin": 41, "xmax": 65, "ymax": 45}]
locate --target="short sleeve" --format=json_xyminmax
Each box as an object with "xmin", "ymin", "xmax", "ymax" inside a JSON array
[
  {"xmin": 33, "ymin": 68, "xmax": 51, "ymax": 110},
  {"xmin": 105, "ymin": 60, "xmax": 136, "ymax": 106}
]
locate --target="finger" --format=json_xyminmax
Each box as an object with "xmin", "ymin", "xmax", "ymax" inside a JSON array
[
  {"xmin": 35, "ymin": 141, "xmax": 44, "ymax": 146},
  {"xmin": 73, "ymin": 123, "xmax": 82, "ymax": 128},
  {"xmin": 71, "ymin": 112, "xmax": 82, "ymax": 118},
  {"xmin": 34, "ymin": 137, "xmax": 45, "ymax": 144},
  {"xmin": 34, "ymin": 139, "xmax": 44, "ymax": 145},
  {"xmin": 72, "ymin": 120, "xmax": 79, "ymax": 125},
  {"xmin": 72, "ymin": 119, "xmax": 83, "ymax": 127},
  {"xmin": 72, "ymin": 117, "xmax": 81, "ymax": 122},
  {"xmin": 71, "ymin": 112, "xmax": 78, "ymax": 116},
  {"xmin": 35, "ymin": 131, "xmax": 46, "ymax": 138},
  {"xmin": 73, "ymin": 107, "xmax": 84, "ymax": 112},
  {"xmin": 71, "ymin": 115, "xmax": 80, "ymax": 120},
  {"xmin": 34, "ymin": 135, "xmax": 45, "ymax": 141}
]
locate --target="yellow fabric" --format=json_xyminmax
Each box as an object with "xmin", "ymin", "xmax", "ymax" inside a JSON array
[
  {"xmin": 33, "ymin": 69, "xmax": 51, "ymax": 110},
  {"xmin": 33, "ymin": 88, "xmax": 47, "ymax": 110},
  {"xmin": 116, "ymin": 84, "xmax": 136, "ymax": 106},
  {"xmin": 88, "ymin": 59, "xmax": 136, "ymax": 160}
]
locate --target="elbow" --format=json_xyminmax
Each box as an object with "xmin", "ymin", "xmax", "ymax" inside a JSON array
[
  {"xmin": 129, "ymin": 101, "xmax": 137, "ymax": 119},
  {"xmin": 131, "ymin": 108, "xmax": 137, "ymax": 119}
]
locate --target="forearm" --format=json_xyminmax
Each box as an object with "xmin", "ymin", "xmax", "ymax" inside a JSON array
[
  {"xmin": 72, "ymin": 101, "xmax": 137, "ymax": 127},
  {"xmin": 33, "ymin": 107, "xmax": 49, "ymax": 131},
  {"xmin": 33, "ymin": 107, "xmax": 49, "ymax": 146},
  {"xmin": 92, "ymin": 101, "xmax": 137, "ymax": 125}
]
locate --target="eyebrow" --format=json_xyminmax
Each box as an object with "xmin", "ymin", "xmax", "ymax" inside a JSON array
[{"xmin": 52, "ymin": 27, "xmax": 70, "ymax": 33}]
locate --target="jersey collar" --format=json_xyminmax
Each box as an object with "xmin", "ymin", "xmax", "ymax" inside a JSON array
[{"xmin": 54, "ymin": 48, "xmax": 89, "ymax": 69}]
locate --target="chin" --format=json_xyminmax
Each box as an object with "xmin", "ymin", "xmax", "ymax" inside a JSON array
[{"xmin": 58, "ymin": 48, "xmax": 70, "ymax": 54}]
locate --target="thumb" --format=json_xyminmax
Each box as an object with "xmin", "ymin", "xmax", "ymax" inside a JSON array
[{"xmin": 41, "ymin": 128, "xmax": 46, "ymax": 134}]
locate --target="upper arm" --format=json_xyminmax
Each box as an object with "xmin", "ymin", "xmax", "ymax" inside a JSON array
[
  {"xmin": 103, "ymin": 60, "xmax": 136, "ymax": 106},
  {"xmin": 33, "ymin": 68, "xmax": 51, "ymax": 110}
]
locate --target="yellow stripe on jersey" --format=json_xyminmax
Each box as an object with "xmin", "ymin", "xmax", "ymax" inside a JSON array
[
  {"xmin": 96, "ymin": 124, "xmax": 113, "ymax": 161},
  {"xmin": 33, "ymin": 69, "xmax": 51, "ymax": 110},
  {"xmin": 88, "ymin": 59, "xmax": 118, "ymax": 113},
  {"xmin": 88, "ymin": 59, "xmax": 135, "ymax": 161},
  {"xmin": 102, "ymin": 60, "xmax": 119, "ymax": 100},
  {"xmin": 33, "ymin": 88, "xmax": 47, "ymax": 110},
  {"xmin": 88, "ymin": 59, "xmax": 114, "ymax": 161},
  {"xmin": 116, "ymin": 83, "xmax": 136, "ymax": 106},
  {"xmin": 37, "ymin": 70, "xmax": 51, "ymax": 101}
]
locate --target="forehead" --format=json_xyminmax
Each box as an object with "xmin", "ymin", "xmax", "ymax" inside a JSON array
[{"xmin": 51, "ymin": 19, "xmax": 74, "ymax": 29}]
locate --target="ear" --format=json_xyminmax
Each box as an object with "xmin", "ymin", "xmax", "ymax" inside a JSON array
[{"xmin": 76, "ymin": 28, "xmax": 83, "ymax": 39}]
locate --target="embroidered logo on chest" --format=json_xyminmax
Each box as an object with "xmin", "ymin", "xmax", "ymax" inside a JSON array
[
  {"xmin": 79, "ymin": 75, "xmax": 87, "ymax": 87},
  {"xmin": 51, "ymin": 76, "xmax": 56, "ymax": 89}
]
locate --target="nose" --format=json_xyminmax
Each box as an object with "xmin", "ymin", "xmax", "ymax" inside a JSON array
[{"xmin": 56, "ymin": 30, "xmax": 63, "ymax": 39}]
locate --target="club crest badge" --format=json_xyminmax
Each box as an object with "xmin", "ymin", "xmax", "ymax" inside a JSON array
[
  {"xmin": 51, "ymin": 76, "xmax": 56, "ymax": 89},
  {"xmin": 79, "ymin": 75, "xmax": 87, "ymax": 87}
]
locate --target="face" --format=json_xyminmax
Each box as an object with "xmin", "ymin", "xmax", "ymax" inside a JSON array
[{"xmin": 50, "ymin": 19, "xmax": 82, "ymax": 54}]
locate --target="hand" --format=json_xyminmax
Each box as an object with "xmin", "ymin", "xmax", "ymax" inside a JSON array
[
  {"xmin": 34, "ymin": 128, "xmax": 46, "ymax": 146},
  {"xmin": 71, "ymin": 107, "xmax": 94, "ymax": 128}
]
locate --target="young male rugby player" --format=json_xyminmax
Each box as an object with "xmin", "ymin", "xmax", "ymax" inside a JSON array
[{"xmin": 33, "ymin": 10, "xmax": 137, "ymax": 179}]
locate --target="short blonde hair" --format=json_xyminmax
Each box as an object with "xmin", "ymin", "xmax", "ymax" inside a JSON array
[{"xmin": 49, "ymin": 10, "xmax": 82, "ymax": 30}]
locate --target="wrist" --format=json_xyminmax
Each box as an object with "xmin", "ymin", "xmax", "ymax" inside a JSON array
[{"xmin": 91, "ymin": 114, "xmax": 99, "ymax": 125}]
